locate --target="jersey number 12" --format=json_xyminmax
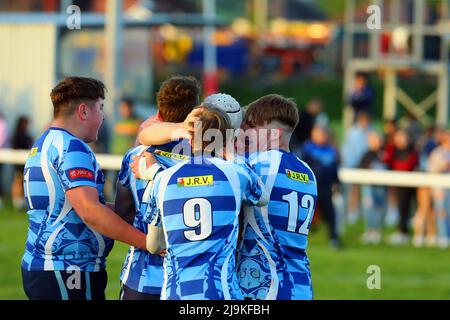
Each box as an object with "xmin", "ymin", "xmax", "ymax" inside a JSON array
[{"xmin": 282, "ymin": 191, "xmax": 314, "ymax": 235}]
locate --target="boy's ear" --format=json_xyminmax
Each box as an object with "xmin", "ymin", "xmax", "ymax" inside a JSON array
[{"xmin": 77, "ymin": 103, "xmax": 89, "ymax": 120}]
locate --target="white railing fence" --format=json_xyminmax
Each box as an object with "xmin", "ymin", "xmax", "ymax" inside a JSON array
[{"xmin": 1, "ymin": 149, "xmax": 450, "ymax": 188}]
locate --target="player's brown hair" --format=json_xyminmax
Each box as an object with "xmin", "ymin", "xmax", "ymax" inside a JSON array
[
  {"xmin": 157, "ymin": 76, "xmax": 201, "ymax": 123},
  {"xmin": 193, "ymin": 106, "xmax": 232, "ymax": 153},
  {"xmin": 50, "ymin": 77, "xmax": 106, "ymax": 118},
  {"xmin": 243, "ymin": 94, "xmax": 299, "ymax": 131}
]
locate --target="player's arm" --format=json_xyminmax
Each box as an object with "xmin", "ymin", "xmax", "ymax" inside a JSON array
[
  {"xmin": 114, "ymin": 182, "xmax": 136, "ymax": 225},
  {"xmin": 138, "ymin": 107, "xmax": 203, "ymax": 146},
  {"xmin": 67, "ymin": 186, "xmax": 146, "ymax": 250}
]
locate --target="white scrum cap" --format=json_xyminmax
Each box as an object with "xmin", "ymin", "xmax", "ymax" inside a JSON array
[{"xmin": 204, "ymin": 93, "xmax": 243, "ymax": 129}]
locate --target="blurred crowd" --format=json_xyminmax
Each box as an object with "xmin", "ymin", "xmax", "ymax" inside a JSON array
[{"xmin": 289, "ymin": 74, "xmax": 450, "ymax": 249}]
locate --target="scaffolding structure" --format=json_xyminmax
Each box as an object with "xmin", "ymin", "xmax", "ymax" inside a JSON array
[{"xmin": 343, "ymin": 0, "xmax": 450, "ymax": 128}]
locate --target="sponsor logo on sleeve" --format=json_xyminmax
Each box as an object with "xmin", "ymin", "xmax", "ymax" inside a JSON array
[
  {"xmin": 68, "ymin": 168, "xmax": 95, "ymax": 181},
  {"xmin": 286, "ymin": 169, "xmax": 310, "ymax": 183},
  {"xmin": 177, "ymin": 175, "xmax": 214, "ymax": 187}
]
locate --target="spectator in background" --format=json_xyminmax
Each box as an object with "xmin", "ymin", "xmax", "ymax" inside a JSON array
[
  {"xmin": 301, "ymin": 125, "xmax": 341, "ymax": 248},
  {"xmin": 341, "ymin": 111, "xmax": 372, "ymax": 224},
  {"xmin": 349, "ymin": 73, "xmax": 375, "ymax": 118},
  {"xmin": 110, "ymin": 98, "xmax": 142, "ymax": 155},
  {"xmin": 385, "ymin": 129, "xmax": 419, "ymax": 245},
  {"xmin": 383, "ymin": 119, "xmax": 397, "ymax": 150},
  {"xmin": 106, "ymin": 98, "xmax": 142, "ymax": 201},
  {"xmin": 290, "ymin": 99, "xmax": 328, "ymax": 155},
  {"xmin": 0, "ymin": 112, "xmax": 8, "ymax": 209},
  {"xmin": 383, "ymin": 119, "xmax": 400, "ymax": 227},
  {"xmin": 427, "ymin": 129, "xmax": 450, "ymax": 249},
  {"xmin": 412, "ymin": 126, "xmax": 439, "ymax": 247},
  {"xmin": 359, "ymin": 131, "xmax": 388, "ymax": 244},
  {"xmin": 399, "ymin": 111, "xmax": 423, "ymax": 144},
  {"xmin": 11, "ymin": 116, "xmax": 33, "ymax": 210}
]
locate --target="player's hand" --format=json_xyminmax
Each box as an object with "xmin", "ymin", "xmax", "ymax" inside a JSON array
[
  {"xmin": 131, "ymin": 152, "xmax": 157, "ymax": 179},
  {"xmin": 130, "ymin": 155, "xmax": 142, "ymax": 178},
  {"xmin": 183, "ymin": 107, "xmax": 204, "ymax": 133},
  {"xmin": 142, "ymin": 152, "xmax": 157, "ymax": 166}
]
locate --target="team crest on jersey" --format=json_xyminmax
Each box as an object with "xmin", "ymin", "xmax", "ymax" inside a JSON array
[
  {"xmin": 154, "ymin": 149, "xmax": 189, "ymax": 161},
  {"xmin": 28, "ymin": 147, "xmax": 38, "ymax": 158},
  {"xmin": 286, "ymin": 169, "xmax": 309, "ymax": 183},
  {"xmin": 177, "ymin": 175, "xmax": 213, "ymax": 187},
  {"xmin": 68, "ymin": 168, "xmax": 95, "ymax": 181}
]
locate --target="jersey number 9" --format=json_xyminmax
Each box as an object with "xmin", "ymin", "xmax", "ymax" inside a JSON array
[{"xmin": 183, "ymin": 198, "xmax": 213, "ymax": 241}]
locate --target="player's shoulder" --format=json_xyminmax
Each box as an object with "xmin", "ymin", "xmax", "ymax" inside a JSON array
[
  {"xmin": 207, "ymin": 156, "xmax": 248, "ymax": 174},
  {"xmin": 285, "ymin": 153, "xmax": 317, "ymax": 184},
  {"xmin": 43, "ymin": 128, "xmax": 92, "ymax": 159},
  {"xmin": 61, "ymin": 130, "xmax": 92, "ymax": 155}
]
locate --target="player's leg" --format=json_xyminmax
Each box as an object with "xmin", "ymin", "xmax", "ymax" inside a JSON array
[
  {"xmin": 22, "ymin": 269, "xmax": 63, "ymax": 300},
  {"xmin": 22, "ymin": 269, "xmax": 107, "ymax": 300},
  {"xmin": 86, "ymin": 270, "xmax": 108, "ymax": 300}
]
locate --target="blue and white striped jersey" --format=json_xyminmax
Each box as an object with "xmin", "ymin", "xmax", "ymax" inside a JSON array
[
  {"xmin": 22, "ymin": 127, "xmax": 113, "ymax": 272},
  {"xmin": 143, "ymin": 156, "xmax": 264, "ymax": 300},
  {"xmin": 119, "ymin": 140, "xmax": 191, "ymax": 295},
  {"xmin": 237, "ymin": 149, "xmax": 317, "ymax": 300}
]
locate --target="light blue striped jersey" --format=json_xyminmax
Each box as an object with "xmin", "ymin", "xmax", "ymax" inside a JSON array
[
  {"xmin": 118, "ymin": 140, "xmax": 191, "ymax": 295},
  {"xmin": 22, "ymin": 127, "xmax": 113, "ymax": 272},
  {"xmin": 143, "ymin": 156, "xmax": 264, "ymax": 300},
  {"xmin": 237, "ymin": 149, "xmax": 317, "ymax": 300}
]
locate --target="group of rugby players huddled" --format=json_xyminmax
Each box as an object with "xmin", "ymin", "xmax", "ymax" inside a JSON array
[{"xmin": 21, "ymin": 76, "xmax": 317, "ymax": 300}]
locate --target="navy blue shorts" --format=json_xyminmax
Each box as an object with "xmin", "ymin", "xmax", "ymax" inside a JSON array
[
  {"xmin": 119, "ymin": 284, "xmax": 160, "ymax": 300},
  {"xmin": 22, "ymin": 268, "xmax": 107, "ymax": 300}
]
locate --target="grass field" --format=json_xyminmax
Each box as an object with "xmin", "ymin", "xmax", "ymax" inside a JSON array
[{"xmin": 1, "ymin": 205, "xmax": 449, "ymax": 300}]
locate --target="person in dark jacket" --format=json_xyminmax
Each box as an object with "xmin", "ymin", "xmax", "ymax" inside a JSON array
[
  {"xmin": 301, "ymin": 125, "xmax": 341, "ymax": 248},
  {"xmin": 349, "ymin": 73, "xmax": 375, "ymax": 118},
  {"xmin": 359, "ymin": 131, "xmax": 388, "ymax": 244},
  {"xmin": 384, "ymin": 129, "xmax": 419, "ymax": 245},
  {"xmin": 11, "ymin": 116, "xmax": 33, "ymax": 210},
  {"xmin": 290, "ymin": 99, "xmax": 325, "ymax": 154}
]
